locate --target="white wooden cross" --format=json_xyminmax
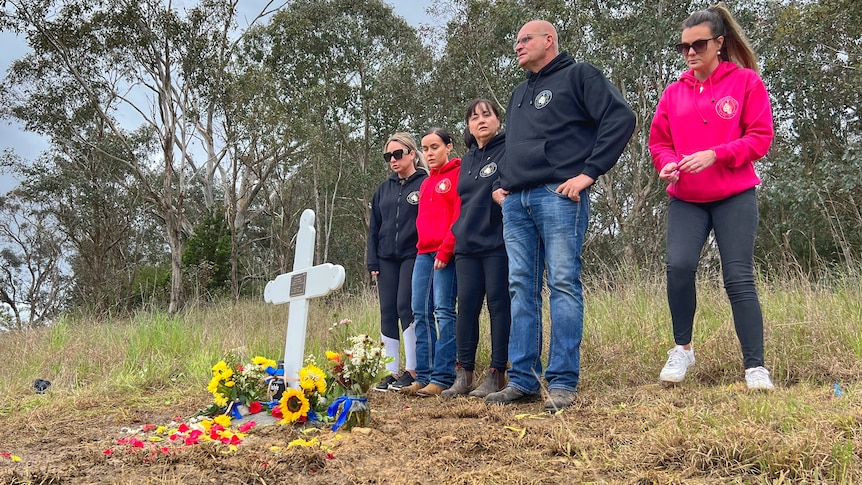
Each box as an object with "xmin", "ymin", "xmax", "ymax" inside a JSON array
[{"xmin": 264, "ymin": 209, "xmax": 345, "ymax": 389}]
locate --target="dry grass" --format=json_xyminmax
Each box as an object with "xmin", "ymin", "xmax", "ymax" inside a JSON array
[{"xmin": 0, "ymin": 275, "xmax": 859, "ymax": 483}]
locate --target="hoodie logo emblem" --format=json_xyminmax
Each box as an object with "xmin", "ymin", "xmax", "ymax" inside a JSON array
[
  {"xmin": 480, "ymin": 161, "xmax": 498, "ymax": 178},
  {"xmin": 534, "ymin": 90, "xmax": 553, "ymax": 109},
  {"xmin": 715, "ymin": 96, "xmax": 739, "ymax": 119},
  {"xmin": 407, "ymin": 191, "xmax": 420, "ymax": 205},
  {"xmin": 436, "ymin": 179, "xmax": 452, "ymax": 193}
]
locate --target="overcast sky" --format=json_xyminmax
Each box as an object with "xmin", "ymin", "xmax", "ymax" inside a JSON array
[{"xmin": 0, "ymin": 0, "xmax": 435, "ymax": 193}]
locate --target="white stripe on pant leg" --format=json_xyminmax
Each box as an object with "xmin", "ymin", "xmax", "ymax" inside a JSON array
[
  {"xmin": 403, "ymin": 322, "xmax": 416, "ymax": 372},
  {"xmin": 382, "ymin": 334, "xmax": 400, "ymax": 374}
]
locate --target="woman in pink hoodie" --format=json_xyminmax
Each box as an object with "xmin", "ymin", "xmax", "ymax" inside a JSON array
[{"xmin": 649, "ymin": 3, "xmax": 775, "ymax": 391}]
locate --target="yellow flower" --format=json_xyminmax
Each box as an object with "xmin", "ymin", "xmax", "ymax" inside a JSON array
[
  {"xmin": 299, "ymin": 365, "xmax": 327, "ymax": 393},
  {"xmin": 287, "ymin": 437, "xmax": 318, "ymax": 448},
  {"xmin": 214, "ymin": 414, "xmax": 232, "ymax": 428},
  {"xmin": 206, "ymin": 376, "xmax": 221, "ymax": 393},
  {"xmin": 279, "ymin": 388, "xmax": 310, "ymax": 424},
  {"xmin": 325, "ymin": 350, "xmax": 339, "ymax": 361},
  {"xmin": 253, "ymin": 356, "xmax": 277, "ymax": 369},
  {"xmin": 213, "ymin": 392, "xmax": 228, "ymax": 407}
]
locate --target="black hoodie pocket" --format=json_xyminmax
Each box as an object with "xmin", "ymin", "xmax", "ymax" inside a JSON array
[{"xmin": 508, "ymin": 139, "xmax": 555, "ymax": 185}]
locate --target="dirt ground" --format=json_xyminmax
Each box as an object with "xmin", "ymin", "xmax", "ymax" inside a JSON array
[
  {"xmin": 4, "ymin": 381, "xmax": 848, "ymax": 484},
  {"xmin": 0, "ymin": 384, "xmax": 693, "ymax": 485}
]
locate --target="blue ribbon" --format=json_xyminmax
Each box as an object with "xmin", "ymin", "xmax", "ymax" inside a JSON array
[
  {"xmin": 265, "ymin": 366, "xmax": 284, "ymax": 376},
  {"xmin": 228, "ymin": 401, "xmax": 243, "ymax": 420},
  {"xmin": 327, "ymin": 395, "xmax": 367, "ymax": 431}
]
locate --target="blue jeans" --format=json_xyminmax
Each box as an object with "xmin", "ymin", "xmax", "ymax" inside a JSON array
[
  {"xmin": 502, "ymin": 184, "xmax": 590, "ymax": 393},
  {"xmin": 411, "ymin": 252, "xmax": 458, "ymax": 387},
  {"xmin": 666, "ymin": 188, "xmax": 764, "ymax": 369}
]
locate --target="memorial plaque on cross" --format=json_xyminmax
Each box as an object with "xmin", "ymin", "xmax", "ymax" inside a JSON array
[{"xmin": 264, "ymin": 209, "xmax": 345, "ymax": 389}]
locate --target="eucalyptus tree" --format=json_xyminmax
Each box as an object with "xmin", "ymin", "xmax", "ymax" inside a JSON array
[
  {"xmin": 0, "ymin": 193, "xmax": 68, "ymax": 329},
  {"xmin": 1, "ymin": 0, "xmax": 273, "ymax": 312},
  {"xmin": 424, "ymin": 0, "xmax": 529, "ymax": 133},
  {"xmin": 10, "ymin": 128, "xmax": 156, "ymax": 315},
  {"xmin": 753, "ymin": 0, "xmax": 862, "ymax": 276},
  {"xmin": 241, "ymin": 0, "xmax": 433, "ymax": 286}
]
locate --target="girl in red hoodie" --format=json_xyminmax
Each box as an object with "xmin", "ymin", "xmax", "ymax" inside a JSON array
[
  {"xmin": 400, "ymin": 128, "xmax": 461, "ymax": 397},
  {"xmin": 649, "ymin": 3, "xmax": 775, "ymax": 391}
]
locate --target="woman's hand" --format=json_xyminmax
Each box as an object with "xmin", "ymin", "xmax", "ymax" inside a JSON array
[
  {"xmin": 659, "ymin": 162, "xmax": 680, "ymax": 184},
  {"xmin": 433, "ymin": 258, "xmax": 448, "ymax": 270},
  {"xmin": 677, "ymin": 150, "xmax": 716, "ymax": 174}
]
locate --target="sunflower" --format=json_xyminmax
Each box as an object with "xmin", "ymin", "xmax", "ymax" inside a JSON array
[
  {"xmin": 252, "ymin": 356, "xmax": 277, "ymax": 369},
  {"xmin": 213, "ymin": 392, "xmax": 228, "ymax": 407},
  {"xmin": 279, "ymin": 388, "xmax": 310, "ymax": 424}
]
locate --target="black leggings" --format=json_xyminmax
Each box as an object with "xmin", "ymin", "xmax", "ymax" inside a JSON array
[
  {"xmin": 377, "ymin": 257, "xmax": 415, "ymax": 340},
  {"xmin": 454, "ymin": 252, "xmax": 511, "ymax": 371},
  {"xmin": 666, "ymin": 188, "xmax": 765, "ymax": 369}
]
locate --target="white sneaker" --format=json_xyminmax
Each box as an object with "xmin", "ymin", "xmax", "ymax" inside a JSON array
[
  {"xmin": 745, "ymin": 366, "xmax": 775, "ymax": 390},
  {"xmin": 659, "ymin": 345, "xmax": 695, "ymax": 383}
]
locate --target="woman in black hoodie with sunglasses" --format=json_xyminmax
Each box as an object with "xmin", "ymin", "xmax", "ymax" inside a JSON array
[{"xmin": 367, "ymin": 132, "xmax": 428, "ymax": 392}]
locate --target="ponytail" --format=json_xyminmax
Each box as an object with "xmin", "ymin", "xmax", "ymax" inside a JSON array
[{"xmin": 684, "ymin": 2, "xmax": 759, "ymax": 74}]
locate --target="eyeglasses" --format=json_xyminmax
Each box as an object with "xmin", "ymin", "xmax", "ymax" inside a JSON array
[
  {"xmin": 383, "ymin": 148, "xmax": 410, "ymax": 163},
  {"xmin": 513, "ymin": 33, "xmax": 549, "ymax": 50},
  {"xmin": 675, "ymin": 37, "xmax": 717, "ymax": 54}
]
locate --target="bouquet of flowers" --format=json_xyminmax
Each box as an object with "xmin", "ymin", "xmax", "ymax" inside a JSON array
[
  {"xmin": 207, "ymin": 352, "xmax": 274, "ymax": 409},
  {"xmin": 325, "ymin": 334, "xmax": 392, "ymax": 395},
  {"xmin": 276, "ymin": 358, "xmax": 329, "ymax": 424}
]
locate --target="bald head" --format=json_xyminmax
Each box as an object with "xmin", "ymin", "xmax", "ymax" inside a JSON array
[{"xmin": 515, "ymin": 20, "xmax": 559, "ymax": 73}]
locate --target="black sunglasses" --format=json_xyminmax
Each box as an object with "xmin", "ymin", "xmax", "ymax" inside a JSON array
[
  {"xmin": 675, "ymin": 37, "xmax": 717, "ymax": 55},
  {"xmin": 383, "ymin": 148, "xmax": 410, "ymax": 163}
]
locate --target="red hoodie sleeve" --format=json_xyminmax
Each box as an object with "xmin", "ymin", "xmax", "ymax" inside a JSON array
[
  {"xmin": 712, "ymin": 73, "xmax": 774, "ymax": 169},
  {"xmin": 435, "ymin": 192, "xmax": 460, "ymax": 265}
]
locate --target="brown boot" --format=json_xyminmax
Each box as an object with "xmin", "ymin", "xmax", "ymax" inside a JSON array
[
  {"xmin": 416, "ymin": 383, "xmax": 446, "ymax": 397},
  {"xmin": 400, "ymin": 381, "xmax": 425, "ymax": 396},
  {"xmin": 441, "ymin": 367, "xmax": 474, "ymax": 398},
  {"xmin": 468, "ymin": 368, "xmax": 507, "ymax": 398}
]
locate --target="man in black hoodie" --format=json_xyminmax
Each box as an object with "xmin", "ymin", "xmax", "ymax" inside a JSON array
[{"xmin": 487, "ymin": 20, "xmax": 636, "ymax": 412}]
